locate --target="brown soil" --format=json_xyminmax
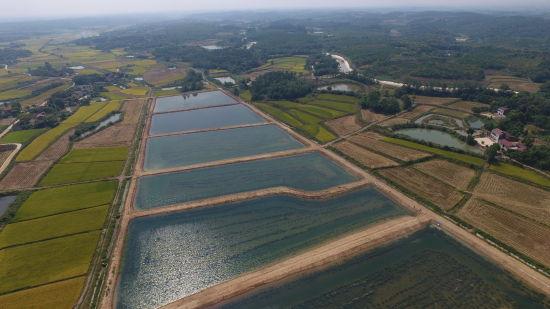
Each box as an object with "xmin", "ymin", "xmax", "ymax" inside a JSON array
[
  {"xmin": 413, "ymin": 159, "xmax": 475, "ymax": 190},
  {"xmin": 0, "ymin": 160, "xmax": 52, "ymax": 190},
  {"xmin": 485, "ymin": 74, "xmax": 541, "ymax": 93},
  {"xmin": 447, "ymin": 100, "xmax": 490, "ymax": 113},
  {"xmin": 379, "ymin": 117, "xmax": 409, "ymax": 127},
  {"xmin": 412, "ymin": 95, "xmax": 460, "ymax": 106},
  {"xmin": 379, "ymin": 167, "xmax": 464, "ymax": 210},
  {"xmin": 431, "ymin": 107, "xmax": 470, "ymax": 119},
  {"xmin": 35, "ymin": 130, "xmax": 73, "ymax": 161},
  {"xmin": 349, "ymin": 132, "xmax": 431, "ymax": 162},
  {"xmin": 74, "ymin": 99, "xmax": 144, "ymax": 149},
  {"xmin": 0, "ymin": 118, "xmax": 15, "ymax": 126},
  {"xmin": 334, "ymin": 141, "xmax": 398, "ymax": 169},
  {"xmin": 400, "ymin": 105, "xmax": 434, "ymax": 120},
  {"xmin": 0, "ymin": 146, "xmax": 15, "ymax": 166},
  {"xmin": 360, "ymin": 109, "xmax": 387, "ymax": 124},
  {"xmin": 473, "ymin": 173, "xmax": 550, "ymax": 226},
  {"xmin": 143, "ymin": 65, "xmax": 187, "ymax": 87},
  {"xmin": 459, "ymin": 198, "xmax": 550, "ymax": 267},
  {"xmin": 325, "ymin": 115, "xmax": 361, "ymax": 136}
]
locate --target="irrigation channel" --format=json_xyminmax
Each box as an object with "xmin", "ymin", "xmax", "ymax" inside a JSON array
[{"xmin": 99, "ymin": 87, "xmax": 550, "ymax": 309}]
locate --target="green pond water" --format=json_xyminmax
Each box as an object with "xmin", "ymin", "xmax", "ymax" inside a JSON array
[
  {"xmin": 117, "ymin": 187, "xmax": 409, "ymax": 308},
  {"xmin": 144, "ymin": 124, "xmax": 304, "ymax": 170},
  {"xmin": 395, "ymin": 128, "xmax": 483, "ymax": 154},
  {"xmin": 223, "ymin": 228, "xmax": 547, "ymax": 308},
  {"xmin": 149, "ymin": 104, "xmax": 265, "ymax": 135},
  {"xmin": 154, "ymin": 91, "xmax": 237, "ymax": 113},
  {"xmin": 135, "ymin": 152, "xmax": 359, "ymax": 210}
]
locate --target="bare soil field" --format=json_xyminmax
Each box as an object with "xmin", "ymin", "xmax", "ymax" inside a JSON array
[
  {"xmin": 325, "ymin": 115, "xmax": 361, "ymax": 136},
  {"xmin": 143, "ymin": 64, "xmax": 187, "ymax": 87},
  {"xmin": 349, "ymin": 132, "xmax": 431, "ymax": 161},
  {"xmin": 334, "ymin": 141, "xmax": 398, "ymax": 169},
  {"xmin": 400, "ymin": 105, "xmax": 434, "ymax": 120},
  {"xmin": 459, "ymin": 198, "xmax": 550, "ymax": 267},
  {"xmin": 431, "ymin": 108, "xmax": 470, "ymax": 119},
  {"xmin": 413, "ymin": 159, "xmax": 475, "ymax": 190},
  {"xmin": 473, "ymin": 173, "xmax": 550, "ymax": 226},
  {"xmin": 0, "ymin": 160, "xmax": 51, "ymax": 190},
  {"xmin": 447, "ymin": 100, "xmax": 490, "ymax": 113},
  {"xmin": 0, "ymin": 118, "xmax": 15, "ymax": 126},
  {"xmin": 360, "ymin": 109, "xmax": 387, "ymax": 124},
  {"xmin": 379, "ymin": 167, "xmax": 463, "ymax": 210},
  {"xmin": 75, "ymin": 100, "xmax": 144, "ymax": 148},
  {"xmin": 485, "ymin": 74, "xmax": 541, "ymax": 93},
  {"xmin": 412, "ymin": 95, "xmax": 460, "ymax": 106},
  {"xmin": 379, "ymin": 117, "xmax": 409, "ymax": 127}
]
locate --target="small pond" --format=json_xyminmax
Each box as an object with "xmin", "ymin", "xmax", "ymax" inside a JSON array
[
  {"xmin": 395, "ymin": 128, "xmax": 483, "ymax": 154},
  {"xmin": 79, "ymin": 113, "xmax": 122, "ymax": 138}
]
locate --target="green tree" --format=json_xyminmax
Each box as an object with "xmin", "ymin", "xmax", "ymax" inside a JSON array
[{"xmin": 486, "ymin": 144, "xmax": 500, "ymax": 163}]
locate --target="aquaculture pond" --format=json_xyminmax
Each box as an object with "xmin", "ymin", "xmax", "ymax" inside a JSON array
[
  {"xmin": 154, "ymin": 91, "xmax": 237, "ymax": 113},
  {"xmin": 395, "ymin": 128, "xmax": 483, "ymax": 154},
  {"xmin": 135, "ymin": 152, "xmax": 359, "ymax": 210},
  {"xmin": 317, "ymin": 83, "xmax": 362, "ymax": 93},
  {"xmin": 149, "ymin": 104, "xmax": 265, "ymax": 135},
  {"xmin": 117, "ymin": 187, "xmax": 409, "ymax": 308},
  {"xmin": 222, "ymin": 228, "xmax": 547, "ymax": 309},
  {"xmin": 467, "ymin": 116, "xmax": 485, "ymax": 130},
  {"xmin": 0, "ymin": 196, "xmax": 16, "ymax": 217},
  {"xmin": 144, "ymin": 124, "xmax": 303, "ymax": 170}
]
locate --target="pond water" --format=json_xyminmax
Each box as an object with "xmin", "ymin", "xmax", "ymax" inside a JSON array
[
  {"xmin": 222, "ymin": 228, "xmax": 546, "ymax": 308},
  {"xmin": 395, "ymin": 128, "xmax": 482, "ymax": 154},
  {"xmin": 144, "ymin": 124, "xmax": 304, "ymax": 170},
  {"xmin": 214, "ymin": 77, "xmax": 236, "ymax": 85},
  {"xmin": 79, "ymin": 113, "xmax": 122, "ymax": 138},
  {"xmin": 117, "ymin": 187, "xmax": 408, "ymax": 308},
  {"xmin": 317, "ymin": 83, "xmax": 362, "ymax": 93},
  {"xmin": 149, "ymin": 104, "xmax": 265, "ymax": 135},
  {"xmin": 467, "ymin": 116, "xmax": 485, "ymax": 130},
  {"xmin": 0, "ymin": 196, "xmax": 16, "ymax": 217},
  {"xmin": 135, "ymin": 152, "xmax": 359, "ymax": 210},
  {"xmin": 154, "ymin": 91, "xmax": 238, "ymax": 113}
]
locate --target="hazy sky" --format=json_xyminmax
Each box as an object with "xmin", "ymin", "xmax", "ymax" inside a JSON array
[{"xmin": 3, "ymin": 0, "xmax": 550, "ymax": 19}]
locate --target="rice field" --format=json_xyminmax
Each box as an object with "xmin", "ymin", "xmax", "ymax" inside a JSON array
[
  {"xmin": 39, "ymin": 147, "xmax": 127, "ymax": 186},
  {"xmin": 473, "ymin": 173, "xmax": 550, "ymax": 226},
  {"xmin": 84, "ymin": 100, "xmax": 122, "ymax": 123},
  {"xmin": 379, "ymin": 167, "xmax": 464, "ymax": 210},
  {"xmin": 459, "ymin": 198, "xmax": 550, "ymax": 267},
  {"xmin": 488, "ymin": 163, "xmax": 550, "ymax": 188},
  {"xmin": 334, "ymin": 141, "xmax": 398, "ymax": 169},
  {"xmin": 350, "ymin": 132, "xmax": 431, "ymax": 162},
  {"xmin": 13, "ymin": 180, "xmax": 117, "ymax": 221},
  {"xmin": 16, "ymin": 102, "xmax": 109, "ymax": 161},
  {"xmin": 0, "ymin": 128, "xmax": 46, "ymax": 145},
  {"xmin": 261, "ymin": 56, "xmax": 307, "ymax": 73},
  {"xmin": 0, "ymin": 276, "xmax": 86, "ymax": 309},
  {"xmin": 447, "ymin": 100, "xmax": 490, "ymax": 113},
  {"xmin": 412, "ymin": 159, "xmax": 476, "ymax": 190}
]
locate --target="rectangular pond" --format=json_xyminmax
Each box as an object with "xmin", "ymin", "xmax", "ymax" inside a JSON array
[
  {"xmin": 135, "ymin": 152, "xmax": 359, "ymax": 210},
  {"xmin": 144, "ymin": 124, "xmax": 304, "ymax": 171},
  {"xmin": 149, "ymin": 104, "xmax": 265, "ymax": 135},
  {"xmin": 154, "ymin": 91, "xmax": 238, "ymax": 113},
  {"xmin": 222, "ymin": 228, "xmax": 547, "ymax": 309},
  {"xmin": 117, "ymin": 187, "xmax": 409, "ymax": 308}
]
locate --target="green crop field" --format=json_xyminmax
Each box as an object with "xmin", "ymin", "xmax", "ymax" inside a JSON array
[
  {"xmin": 0, "ymin": 205, "xmax": 108, "ymax": 249},
  {"xmin": 40, "ymin": 147, "xmax": 127, "ymax": 185},
  {"xmin": 60, "ymin": 146, "xmax": 128, "ymax": 163},
  {"xmin": 382, "ymin": 137, "xmax": 486, "ymax": 166},
  {"xmin": 0, "ymin": 231, "xmax": 100, "ymax": 294},
  {"xmin": 39, "ymin": 161, "xmax": 125, "ymax": 186},
  {"xmin": 13, "ymin": 180, "xmax": 117, "ymax": 221},
  {"xmin": 16, "ymin": 103, "xmax": 108, "ymax": 161},
  {"xmin": 0, "ymin": 88, "xmax": 31, "ymax": 101},
  {"xmin": 0, "ymin": 128, "xmax": 47, "ymax": 144},
  {"xmin": 261, "ymin": 56, "xmax": 308, "ymax": 73},
  {"xmin": 84, "ymin": 100, "xmax": 121, "ymax": 123},
  {"xmin": 254, "ymin": 94, "xmax": 359, "ymax": 143},
  {"xmin": 0, "ymin": 276, "xmax": 85, "ymax": 309},
  {"xmin": 489, "ymin": 163, "xmax": 550, "ymax": 187}
]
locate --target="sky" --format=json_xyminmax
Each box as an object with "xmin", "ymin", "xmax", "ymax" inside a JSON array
[{"xmin": 3, "ymin": 0, "xmax": 550, "ymax": 19}]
